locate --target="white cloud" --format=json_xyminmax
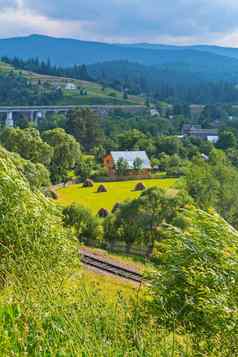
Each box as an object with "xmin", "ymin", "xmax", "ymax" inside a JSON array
[{"xmin": 1, "ymin": 0, "xmax": 238, "ymax": 46}]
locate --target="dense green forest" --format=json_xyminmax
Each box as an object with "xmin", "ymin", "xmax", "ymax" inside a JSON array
[
  {"xmin": 89, "ymin": 60, "xmax": 238, "ymax": 104},
  {"xmin": 2, "ymin": 56, "xmax": 93, "ymax": 81},
  {"xmin": 3, "ymin": 54, "xmax": 238, "ymax": 105},
  {"xmin": 0, "ymin": 72, "xmax": 63, "ymax": 105}
]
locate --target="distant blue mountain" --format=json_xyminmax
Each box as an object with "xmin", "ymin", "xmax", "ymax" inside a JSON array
[
  {"xmin": 2, "ymin": 35, "xmax": 238, "ymax": 86},
  {"xmin": 0, "ymin": 34, "xmax": 238, "ymax": 69}
]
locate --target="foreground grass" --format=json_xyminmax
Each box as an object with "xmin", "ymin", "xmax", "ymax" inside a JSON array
[
  {"xmin": 0, "ymin": 265, "xmax": 177, "ymax": 356},
  {"xmin": 57, "ymin": 178, "xmax": 177, "ymax": 213}
]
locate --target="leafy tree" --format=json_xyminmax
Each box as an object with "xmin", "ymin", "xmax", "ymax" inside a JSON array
[
  {"xmin": 63, "ymin": 204, "xmax": 102, "ymax": 245},
  {"xmin": 113, "ymin": 200, "xmax": 144, "ymax": 253},
  {"xmin": 65, "ymin": 109, "xmax": 104, "ymax": 152},
  {"xmin": 0, "ymin": 145, "xmax": 50, "ymax": 189},
  {"xmin": 0, "ymin": 146, "xmax": 76, "ymax": 279},
  {"xmin": 76, "ymin": 157, "xmax": 95, "ymax": 180},
  {"xmin": 103, "ymin": 214, "xmax": 121, "ymax": 250},
  {"xmin": 133, "ymin": 157, "xmax": 143, "ymax": 172},
  {"xmin": 184, "ymin": 153, "xmax": 238, "ymax": 228},
  {"xmin": 117, "ymin": 129, "xmax": 148, "ymax": 151},
  {"xmin": 42, "ymin": 128, "xmax": 81, "ymax": 183},
  {"xmin": 93, "ymin": 145, "xmax": 106, "ymax": 162},
  {"xmin": 216, "ymin": 130, "xmax": 237, "ymax": 150},
  {"xmin": 184, "ymin": 157, "xmax": 218, "ymax": 209},
  {"xmin": 136, "ymin": 188, "xmax": 190, "ymax": 256},
  {"xmin": 0, "ymin": 127, "xmax": 53, "ymax": 166},
  {"xmin": 116, "ymin": 157, "xmax": 129, "ymax": 176},
  {"xmin": 156, "ymin": 136, "xmax": 182, "ymax": 156}
]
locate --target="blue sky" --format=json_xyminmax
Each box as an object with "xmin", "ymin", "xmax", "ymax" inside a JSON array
[{"xmin": 1, "ymin": 0, "xmax": 238, "ymax": 46}]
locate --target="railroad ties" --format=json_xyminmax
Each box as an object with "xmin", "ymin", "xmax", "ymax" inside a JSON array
[{"xmin": 80, "ymin": 251, "xmax": 143, "ymax": 283}]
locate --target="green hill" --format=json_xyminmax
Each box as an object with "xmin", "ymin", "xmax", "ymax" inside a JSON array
[{"xmin": 0, "ymin": 60, "xmax": 144, "ymax": 106}]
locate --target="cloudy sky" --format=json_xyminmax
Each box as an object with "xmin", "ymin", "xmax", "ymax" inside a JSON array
[{"xmin": 1, "ymin": 0, "xmax": 238, "ymax": 46}]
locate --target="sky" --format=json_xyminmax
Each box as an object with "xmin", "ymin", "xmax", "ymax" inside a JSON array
[{"xmin": 1, "ymin": 0, "xmax": 238, "ymax": 46}]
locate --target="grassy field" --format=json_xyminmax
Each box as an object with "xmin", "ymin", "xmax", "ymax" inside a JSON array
[
  {"xmin": 57, "ymin": 178, "xmax": 177, "ymax": 214},
  {"xmin": 0, "ymin": 61, "xmax": 144, "ymax": 105}
]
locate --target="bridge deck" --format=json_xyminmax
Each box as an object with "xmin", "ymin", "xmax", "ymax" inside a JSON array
[{"xmin": 0, "ymin": 105, "xmax": 145, "ymax": 113}]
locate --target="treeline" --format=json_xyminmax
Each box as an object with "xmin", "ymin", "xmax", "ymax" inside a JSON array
[
  {"xmin": 88, "ymin": 60, "xmax": 238, "ymax": 104},
  {"xmin": 0, "ymin": 72, "xmax": 63, "ymax": 105},
  {"xmin": 2, "ymin": 56, "xmax": 93, "ymax": 81}
]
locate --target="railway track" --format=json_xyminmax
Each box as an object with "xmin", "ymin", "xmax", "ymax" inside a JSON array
[{"xmin": 80, "ymin": 252, "xmax": 143, "ymax": 283}]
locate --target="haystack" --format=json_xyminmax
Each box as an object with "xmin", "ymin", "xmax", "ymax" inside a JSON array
[
  {"xmin": 97, "ymin": 184, "xmax": 108, "ymax": 193},
  {"xmin": 83, "ymin": 179, "xmax": 94, "ymax": 187},
  {"xmin": 112, "ymin": 202, "xmax": 121, "ymax": 213},
  {"xmin": 45, "ymin": 189, "xmax": 59, "ymax": 200},
  {"xmin": 134, "ymin": 182, "xmax": 146, "ymax": 191},
  {"xmin": 97, "ymin": 208, "xmax": 110, "ymax": 218}
]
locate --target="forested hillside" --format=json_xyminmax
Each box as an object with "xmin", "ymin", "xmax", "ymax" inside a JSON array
[
  {"xmin": 0, "ymin": 60, "xmax": 142, "ymax": 106},
  {"xmin": 3, "ymin": 35, "xmax": 238, "ymax": 104}
]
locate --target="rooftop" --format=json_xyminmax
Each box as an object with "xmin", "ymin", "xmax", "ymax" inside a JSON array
[{"xmin": 111, "ymin": 151, "xmax": 151, "ymax": 169}]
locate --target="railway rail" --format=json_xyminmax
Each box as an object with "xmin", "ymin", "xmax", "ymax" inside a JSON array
[{"xmin": 80, "ymin": 251, "xmax": 143, "ymax": 283}]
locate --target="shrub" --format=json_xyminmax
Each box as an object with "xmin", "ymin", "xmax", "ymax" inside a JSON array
[
  {"xmin": 149, "ymin": 206, "xmax": 238, "ymax": 341},
  {"xmin": 63, "ymin": 204, "xmax": 102, "ymax": 244},
  {"xmin": 97, "ymin": 208, "xmax": 110, "ymax": 218}
]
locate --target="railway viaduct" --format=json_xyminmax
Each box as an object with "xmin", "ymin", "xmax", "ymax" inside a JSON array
[{"xmin": 0, "ymin": 105, "xmax": 146, "ymax": 127}]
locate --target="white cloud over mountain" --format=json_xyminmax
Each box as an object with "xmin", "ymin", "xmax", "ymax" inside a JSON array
[{"xmin": 1, "ymin": 0, "xmax": 238, "ymax": 46}]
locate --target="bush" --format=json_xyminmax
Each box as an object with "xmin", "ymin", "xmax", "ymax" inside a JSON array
[
  {"xmin": 0, "ymin": 147, "xmax": 77, "ymax": 283},
  {"xmin": 97, "ymin": 208, "xmax": 110, "ymax": 218},
  {"xmin": 63, "ymin": 204, "xmax": 102, "ymax": 244},
  {"xmin": 149, "ymin": 206, "xmax": 238, "ymax": 341}
]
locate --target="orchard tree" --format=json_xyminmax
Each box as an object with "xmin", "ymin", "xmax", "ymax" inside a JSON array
[
  {"xmin": 65, "ymin": 108, "xmax": 104, "ymax": 152},
  {"xmin": 216, "ymin": 130, "xmax": 237, "ymax": 150},
  {"xmin": 133, "ymin": 157, "xmax": 143, "ymax": 172},
  {"xmin": 42, "ymin": 128, "xmax": 81, "ymax": 183},
  {"xmin": 156, "ymin": 136, "xmax": 182, "ymax": 156},
  {"xmin": 117, "ymin": 129, "xmax": 148, "ymax": 151},
  {"xmin": 0, "ymin": 127, "xmax": 53, "ymax": 166},
  {"xmin": 63, "ymin": 204, "xmax": 102, "ymax": 245},
  {"xmin": 116, "ymin": 157, "xmax": 129, "ymax": 176}
]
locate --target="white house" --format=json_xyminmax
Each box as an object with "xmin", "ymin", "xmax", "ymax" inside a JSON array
[{"xmin": 65, "ymin": 82, "xmax": 77, "ymax": 90}]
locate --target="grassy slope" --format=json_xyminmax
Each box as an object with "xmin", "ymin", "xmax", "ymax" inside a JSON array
[
  {"xmin": 0, "ymin": 60, "xmax": 144, "ymax": 105},
  {"xmin": 57, "ymin": 178, "xmax": 177, "ymax": 214}
]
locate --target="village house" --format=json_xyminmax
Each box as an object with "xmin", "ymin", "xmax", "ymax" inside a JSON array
[
  {"xmin": 65, "ymin": 82, "xmax": 77, "ymax": 90},
  {"xmin": 103, "ymin": 151, "xmax": 152, "ymax": 177},
  {"xmin": 182, "ymin": 124, "xmax": 219, "ymax": 143}
]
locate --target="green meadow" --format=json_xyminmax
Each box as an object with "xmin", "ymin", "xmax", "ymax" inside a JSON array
[{"xmin": 57, "ymin": 178, "xmax": 177, "ymax": 213}]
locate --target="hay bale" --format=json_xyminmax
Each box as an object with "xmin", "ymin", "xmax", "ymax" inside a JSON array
[
  {"xmin": 134, "ymin": 182, "xmax": 146, "ymax": 191},
  {"xmin": 97, "ymin": 208, "xmax": 110, "ymax": 218},
  {"xmin": 97, "ymin": 184, "xmax": 108, "ymax": 193},
  {"xmin": 83, "ymin": 179, "xmax": 94, "ymax": 187},
  {"xmin": 45, "ymin": 189, "xmax": 59, "ymax": 200},
  {"xmin": 112, "ymin": 202, "xmax": 121, "ymax": 213}
]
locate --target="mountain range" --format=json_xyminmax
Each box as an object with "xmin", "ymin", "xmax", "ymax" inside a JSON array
[
  {"xmin": 0, "ymin": 34, "xmax": 238, "ymax": 69},
  {"xmin": 2, "ymin": 35, "xmax": 238, "ymax": 103}
]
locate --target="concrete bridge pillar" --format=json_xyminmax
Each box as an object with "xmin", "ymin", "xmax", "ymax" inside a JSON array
[
  {"xmin": 34, "ymin": 111, "xmax": 43, "ymax": 126},
  {"xmin": 5, "ymin": 112, "xmax": 14, "ymax": 128},
  {"xmin": 29, "ymin": 111, "xmax": 34, "ymax": 122}
]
